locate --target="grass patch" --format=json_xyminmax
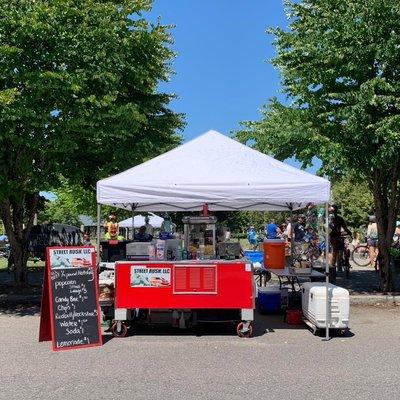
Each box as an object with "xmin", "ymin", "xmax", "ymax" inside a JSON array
[
  {"xmin": 0, "ymin": 257, "xmax": 7, "ymax": 272},
  {"xmin": 0, "ymin": 257, "xmax": 45, "ymax": 273}
]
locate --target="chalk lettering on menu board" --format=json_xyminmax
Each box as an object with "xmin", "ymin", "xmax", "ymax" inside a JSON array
[{"xmin": 50, "ymin": 263, "xmax": 100, "ymax": 349}]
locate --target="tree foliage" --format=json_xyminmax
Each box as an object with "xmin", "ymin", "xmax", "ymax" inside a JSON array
[
  {"xmin": 0, "ymin": 0, "xmax": 184, "ymax": 285},
  {"xmin": 237, "ymin": 0, "xmax": 400, "ymax": 291},
  {"xmin": 39, "ymin": 181, "xmax": 96, "ymax": 227},
  {"xmin": 39, "ymin": 180, "xmax": 132, "ymax": 227},
  {"xmin": 332, "ymin": 178, "xmax": 373, "ymax": 228},
  {"xmin": 215, "ymin": 211, "xmax": 290, "ymax": 236}
]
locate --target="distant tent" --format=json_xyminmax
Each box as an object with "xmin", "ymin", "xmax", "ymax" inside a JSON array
[
  {"xmin": 119, "ymin": 213, "xmax": 164, "ymax": 229},
  {"xmin": 79, "ymin": 215, "xmax": 97, "ymax": 227}
]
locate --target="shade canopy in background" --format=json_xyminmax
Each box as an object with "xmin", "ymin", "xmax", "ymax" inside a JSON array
[
  {"xmin": 97, "ymin": 130, "xmax": 330, "ymax": 211},
  {"xmin": 119, "ymin": 213, "xmax": 164, "ymax": 229}
]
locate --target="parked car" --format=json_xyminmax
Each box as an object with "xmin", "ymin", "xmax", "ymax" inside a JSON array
[{"xmin": 28, "ymin": 223, "xmax": 83, "ymax": 260}]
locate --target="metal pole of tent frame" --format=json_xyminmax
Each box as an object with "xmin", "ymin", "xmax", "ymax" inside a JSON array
[
  {"xmin": 131, "ymin": 204, "xmax": 136, "ymax": 240},
  {"xmin": 96, "ymin": 204, "xmax": 101, "ymax": 267},
  {"xmin": 290, "ymin": 205, "xmax": 294, "ymax": 267},
  {"xmin": 323, "ymin": 202, "xmax": 331, "ymax": 341}
]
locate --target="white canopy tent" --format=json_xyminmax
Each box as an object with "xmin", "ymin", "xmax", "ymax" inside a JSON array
[
  {"xmin": 97, "ymin": 130, "xmax": 330, "ymax": 211},
  {"xmin": 119, "ymin": 213, "xmax": 164, "ymax": 229},
  {"xmin": 96, "ymin": 130, "xmax": 332, "ymax": 340}
]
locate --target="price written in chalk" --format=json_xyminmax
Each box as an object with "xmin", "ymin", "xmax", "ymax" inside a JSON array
[{"xmin": 50, "ymin": 266, "xmax": 100, "ymax": 349}]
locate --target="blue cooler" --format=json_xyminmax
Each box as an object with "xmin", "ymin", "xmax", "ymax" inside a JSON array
[
  {"xmin": 257, "ymin": 285, "xmax": 281, "ymax": 313},
  {"xmin": 244, "ymin": 250, "xmax": 264, "ymax": 265}
]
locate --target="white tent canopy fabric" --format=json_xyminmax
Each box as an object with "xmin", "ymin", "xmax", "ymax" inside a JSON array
[
  {"xmin": 119, "ymin": 213, "xmax": 164, "ymax": 229},
  {"xmin": 97, "ymin": 130, "xmax": 330, "ymax": 211}
]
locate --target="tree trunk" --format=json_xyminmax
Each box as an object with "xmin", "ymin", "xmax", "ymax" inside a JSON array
[
  {"xmin": 377, "ymin": 237, "xmax": 392, "ymax": 293},
  {"xmin": 0, "ymin": 194, "xmax": 39, "ymax": 287},
  {"xmin": 10, "ymin": 240, "xmax": 29, "ymax": 286},
  {"xmin": 373, "ymin": 166, "xmax": 400, "ymax": 293}
]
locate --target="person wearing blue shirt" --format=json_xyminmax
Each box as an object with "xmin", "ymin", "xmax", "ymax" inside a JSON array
[
  {"xmin": 247, "ymin": 226, "xmax": 258, "ymax": 250},
  {"xmin": 265, "ymin": 219, "xmax": 278, "ymax": 239}
]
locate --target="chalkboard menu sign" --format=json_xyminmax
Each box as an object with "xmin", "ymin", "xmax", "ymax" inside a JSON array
[{"xmin": 39, "ymin": 247, "xmax": 102, "ymax": 351}]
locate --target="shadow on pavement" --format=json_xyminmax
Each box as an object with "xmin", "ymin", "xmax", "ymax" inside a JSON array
[
  {"xmin": 101, "ymin": 310, "xmax": 316, "ymax": 342},
  {"xmin": 313, "ymin": 327, "xmax": 355, "ymax": 339},
  {"xmin": 336, "ymin": 268, "xmax": 400, "ymax": 295},
  {"xmin": 0, "ymin": 301, "xmax": 41, "ymax": 316},
  {"xmin": 0, "ymin": 269, "xmax": 44, "ymax": 287}
]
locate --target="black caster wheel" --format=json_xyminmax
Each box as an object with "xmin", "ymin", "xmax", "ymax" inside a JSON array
[
  {"xmin": 110, "ymin": 321, "xmax": 128, "ymax": 338},
  {"xmin": 236, "ymin": 322, "xmax": 253, "ymax": 338}
]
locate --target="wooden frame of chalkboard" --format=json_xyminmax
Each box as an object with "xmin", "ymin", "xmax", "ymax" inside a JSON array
[{"xmin": 46, "ymin": 246, "xmax": 102, "ymax": 351}]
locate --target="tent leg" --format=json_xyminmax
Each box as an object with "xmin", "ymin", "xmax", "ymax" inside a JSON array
[
  {"xmin": 131, "ymin": 206, "xmax": 135, "ymax": 240},
  {"xmin": 323, "ymin": 202, "xmax": 331, "ymax": 341},
  {"xmin": 96, "ymin": 204, "xmax": 101, "ymax": 268},
  {"xmin": 289, "ymin": 207, "xmax": 294, "ymax": 267}
]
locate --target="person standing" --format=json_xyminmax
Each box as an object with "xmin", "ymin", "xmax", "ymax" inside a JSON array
[
  {"xmin": 395, "ymin": 221, "xmax": 400, "ymax": 237},
  {"xmin": 279, "ymin": 223, "xmax": 287, "ymax": 239},
  {"xmin": 284, "ymin": 218, "xmax": 292, "ymax": 240},
  {"xmin": 329, "ymin": 204, "xmax": 352, "ymax": 274},
  {"xmin": 83, "ymin": 232, "xmax": 91, "ymax": 246},
  {"xmin": 144, "ymin": 216, "xmax": 154, "ymax": 236},
  {"xmin": 293, "ymin": 215, "xmax": 306, "ymax": 242},
  {"xmin": 265, "ymin": 219, "xmax": 278, "ymax": 239},
  {"xmin": 366, "ymin": 215, "xmax": 378, "ymax": 266},
  {"xmin": 134, "ymin": 225, "xmax": 153, "ymax": 242},
  {"xmin": 247, "ymin": 226, "xmax": 258, "ymax": 250},
  {"xmin": 104, "ymin": 212, "xmax": 119, "ymax": 240},
  {"xmin": 394, "ymin": 221, "xmax": 400, "ymax": 243}
]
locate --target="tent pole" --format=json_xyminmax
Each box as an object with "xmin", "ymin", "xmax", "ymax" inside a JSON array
[
  {"xmin": 323, "ymin": 202, "xmax": 330, "ymax": 341},
  {"xmin": 131, "ymin": 205, "xmax": 135, "ymax": 240},
  {"xmin": 289, "ymin": 205, "xmax": 294, "ymax": 267},
  {"xmin": 96, "ymin": 203, "xmax": 101, "ymax": 268}
]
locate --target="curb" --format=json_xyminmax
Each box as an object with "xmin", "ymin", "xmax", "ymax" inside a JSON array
[{"xmin": 350, "ymin": 295, "xmax": 400, "ymax": 306}]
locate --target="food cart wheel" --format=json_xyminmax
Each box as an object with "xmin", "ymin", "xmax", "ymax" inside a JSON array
[
  {"xmin": 110, "ymin": 321, "xmax": 128, "ymax": 338},
  {"xmin": 236, "ymin": 322, "xmax": 253, "ymax": 338}
]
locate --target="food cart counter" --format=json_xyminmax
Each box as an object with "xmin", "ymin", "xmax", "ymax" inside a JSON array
[{"xmin": 110, "ymin": 259, "xmax": 255, "ymax": 338}]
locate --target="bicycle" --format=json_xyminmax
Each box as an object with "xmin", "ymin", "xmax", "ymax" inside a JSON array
[{"xmin": 351, "ymin": 243, "xmax": 375, "ymax": 267}]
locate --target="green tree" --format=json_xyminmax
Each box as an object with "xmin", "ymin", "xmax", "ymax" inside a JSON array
[
  {"xmin": 38, "ymin": 180, "xmax": 132, "ymax": 227},
  {"xmin": 237, "ymin": 0, "xmax": 400, "ymax": 291},
  {"xmin": 0, "ymin": 0, "xmax": 184, "ymax": 286},
  {"xmin": 39, "ymin": 181, "xmax": 96, "ymax": 227},
  {"xmin": 332, "ymin": 178, "xmax": 373, "ymax": 228}
]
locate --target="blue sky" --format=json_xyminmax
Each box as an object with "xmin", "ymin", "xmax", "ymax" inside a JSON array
[
  {"xmin": 146, "ymin": 1, "xmax": 319, "ymax": 171},
  {"xmin": 44, "ymin": 1, "xmax": 316, "ymax": 201},
  {"xmin": 147, "ymin": 0, "xmax": 286, "ymax": 140}
]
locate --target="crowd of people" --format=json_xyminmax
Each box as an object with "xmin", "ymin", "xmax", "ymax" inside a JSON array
[
  {"xmin": 247, "ymin": 203, "xmax": 400, "ymax": 277},
  {"xmin": 246, "ymin": 204, "xmax": 383, "ymax": 277},
  {"xmin": 246, "ymin": 204, "xmax": 324, "ymax": 255}
]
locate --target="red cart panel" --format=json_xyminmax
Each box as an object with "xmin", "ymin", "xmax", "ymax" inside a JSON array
[{"xmin": 115, "ymin": 261, "xmax": 254, "ymax": 309}]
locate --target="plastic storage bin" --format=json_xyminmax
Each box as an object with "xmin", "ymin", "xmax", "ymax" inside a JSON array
[
  {"xmin": 257, "ymin": 285, "xmax": 281, "ymax": 313},
  {"xmin": 263, "ymin": 239, "xmax": 286, "ymax": 269},
  {"xmin": 302, "ymin": 282, "xmax": 349, "ymax": 329}
]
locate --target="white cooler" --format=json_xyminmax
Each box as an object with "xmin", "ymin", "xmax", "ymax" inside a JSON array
[{"xmin": 302, "ymin": 282, "xmax": 349, "ymax": 329}]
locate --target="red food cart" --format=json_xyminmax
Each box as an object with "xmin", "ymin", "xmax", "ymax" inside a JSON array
[{"xmin": 110, "ymin": 260, "xmax": 255, "ymax": 337}]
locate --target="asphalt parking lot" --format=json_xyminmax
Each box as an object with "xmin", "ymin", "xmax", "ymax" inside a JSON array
[{"xmin": 0, "ymin": 305, "xmax": 399, "ymax": 400}]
